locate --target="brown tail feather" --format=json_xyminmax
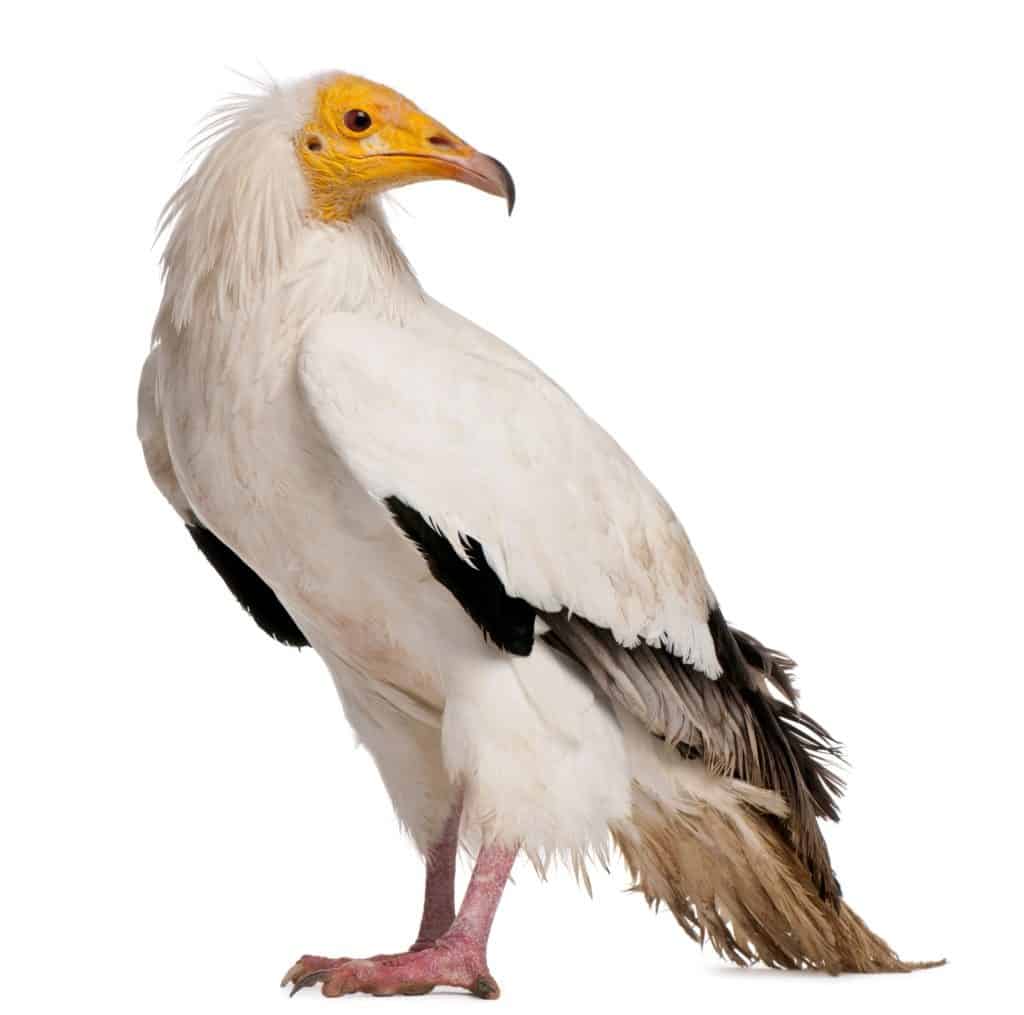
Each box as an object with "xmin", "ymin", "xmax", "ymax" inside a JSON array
[{"xmin": 613, "ymin": 790, "xmax": 943, "ymax": 973}]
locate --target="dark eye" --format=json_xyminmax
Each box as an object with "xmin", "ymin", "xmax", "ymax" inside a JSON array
[{"xmin": 344, "ymin": 109, "xmax": 372, "ymax": 133}]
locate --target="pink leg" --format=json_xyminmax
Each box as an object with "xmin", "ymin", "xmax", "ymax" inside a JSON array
[
  {"xmin": 410, "ymin": 795, "xmax": 462, "ymax": 950},
  {"xmin": 282, "ymin": 823, "xmax": 517, "ymax": 999}
]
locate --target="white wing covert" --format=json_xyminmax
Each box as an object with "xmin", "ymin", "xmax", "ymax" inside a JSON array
[{"xmin": 298, "ymin": 308, "xmax": 720, "ymax": 674}]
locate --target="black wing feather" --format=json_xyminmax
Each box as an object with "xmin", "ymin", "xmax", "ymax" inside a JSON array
[
  {"xmin": 385, "ymin": 497, "xmax": 536, "ymax": 655},
  {"xmin": 187, "ymin": 524, "xmax": 308, "ymax": 648}
]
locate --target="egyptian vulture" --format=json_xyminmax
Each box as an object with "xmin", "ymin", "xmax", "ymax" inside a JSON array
[{"xmin": 138, "ymin": 72, "xmax": 939, "ymax": 998}]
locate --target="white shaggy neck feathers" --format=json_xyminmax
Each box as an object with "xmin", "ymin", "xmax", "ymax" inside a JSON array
[
  {"xmin": 159, "ymin": 79, "xmax": 318, "ymax": 330},
  {"xmin": 158, "ymin": 76, "xmax": 420, "ymax": 334}
]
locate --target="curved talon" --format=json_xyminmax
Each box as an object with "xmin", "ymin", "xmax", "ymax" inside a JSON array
[
  {"xmin": 291, "ymin": 969, "xmax": 327, "ymax": 996},
  {"xmin": 473, "ymin": 974, "xmax": 500, "ymax": 999},
  {"xmin": 282, "ymin": 954, "xmax": 357, "ymax": 996},
  {"xmin": 280, "ymin": 961, "xmax": 305, "ymax": 988}
]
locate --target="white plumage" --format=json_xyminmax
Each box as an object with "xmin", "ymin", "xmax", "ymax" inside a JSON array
[
  {"xmin": 299, "ymin": 310, "xmax": 719, "ymax": 669},
  {"xmin": 139, "ymin": 72, "xmax": 936, "ymax": 995}
]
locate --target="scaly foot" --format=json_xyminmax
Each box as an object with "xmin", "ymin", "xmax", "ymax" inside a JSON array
[{"xmin": 281, "ymin": 936, "xmax": 500, "ymax": 999}]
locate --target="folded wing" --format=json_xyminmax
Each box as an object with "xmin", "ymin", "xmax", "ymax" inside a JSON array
[{"xmin": 298, "ymin": 307, "xmax": 843, "ymax": 900}]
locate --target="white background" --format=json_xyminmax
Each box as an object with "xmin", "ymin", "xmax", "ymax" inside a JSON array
[{"xmin": 2, "ymin": 2, "xmax": 1020, "ymax": 1011}]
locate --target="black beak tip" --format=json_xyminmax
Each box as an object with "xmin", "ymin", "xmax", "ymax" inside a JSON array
[{"xmin": 491, "ymin": 157, "xmax": 515, "ymax": 216}]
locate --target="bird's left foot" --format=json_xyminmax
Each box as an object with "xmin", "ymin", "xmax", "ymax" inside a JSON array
[{"xmin": 281, "ymin": 936, "xmax": 500, "ymax": 999}]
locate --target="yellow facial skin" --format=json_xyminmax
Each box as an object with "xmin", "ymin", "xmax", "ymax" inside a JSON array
[{"xmin": 297, "ymin": 74, "xmax": 514, "ymax": 222}]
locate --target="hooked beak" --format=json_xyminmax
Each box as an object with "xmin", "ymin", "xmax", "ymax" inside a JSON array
[
  {"xmin": 371, "ymin": 149, "xmax": 515, "ymax": 214},
  {"xmin": 360, "ymin": 148, "xmax": 515, "ymax": 215},
  {"xmin": 442, "ymin": 152, "xmax": 516, "ymax": 215}
]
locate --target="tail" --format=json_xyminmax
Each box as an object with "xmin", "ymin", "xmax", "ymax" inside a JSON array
[{"xmin": 613, "ymin": 789, "xmax": 943, "ymax": 973}]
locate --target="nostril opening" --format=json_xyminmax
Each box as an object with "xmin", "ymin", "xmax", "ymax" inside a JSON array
[{"xmin": 428, "ymin": 134, "xmax": 454, "ymax": 149}]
